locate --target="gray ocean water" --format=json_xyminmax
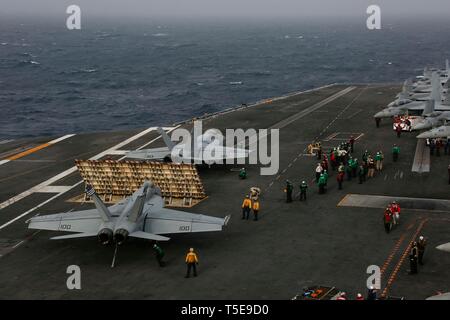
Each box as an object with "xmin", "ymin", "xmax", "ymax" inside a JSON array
[{"xmin": 1, "ymin": 16, "xmax": 450, "ymax": 139}]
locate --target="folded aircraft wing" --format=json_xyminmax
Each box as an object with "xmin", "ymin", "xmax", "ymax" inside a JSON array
[
  {"xmin": 144, "ymin": 208, "xmax": 230, "ymax": 235},
  {"xmin": 27, "ymin": 209, "xmax": 103, "ymax": 235},
  {"xmin": 125, "ymin": 147, "xmax": 171, "ymax": 160}
]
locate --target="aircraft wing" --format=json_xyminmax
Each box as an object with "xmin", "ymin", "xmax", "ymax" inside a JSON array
[
  {"xmin": 144, "ymin": 208, "xmax": 230, "ymax": 235},
  {"xmin": 125, "ymin": 147, "xmax": 171, "ymax": 160},
  {"xmin": 27, "ymin": 209, "xmax": 103, "ymax": 235}
]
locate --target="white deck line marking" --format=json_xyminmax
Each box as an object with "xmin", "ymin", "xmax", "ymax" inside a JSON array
[
  {"xmin": 235, "ymin": 87, "xmax": 356, "ymax": 151},
  {"xmin": 12, "ymin": 240, "xmax": 25, "ymax": 249},
  {"xmin": 37, "ymin": 186, "xmax": 73, "ymax": 193},
  {"xmin": 103, "ymin": 150, "xmax": 128, "ymax": 155},
  {"xmin": 0, "ymin": 127, "xmax": 175, "ymax": 211},
  {"xmin": 0, "ymin": 160, "xmax": 10, "ymax": 166},
  {"xmin": 0, "ymin": 127, "xmax": 178, "ymax": 230},
  {"xmin": 48, "ymin": 134, "xmax": 76, "ymax": 145}
]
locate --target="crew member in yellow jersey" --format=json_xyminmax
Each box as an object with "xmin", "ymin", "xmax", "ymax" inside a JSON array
[{"xmin": 185, "ymin": 248, "xmax": 199, "ymax": 278}]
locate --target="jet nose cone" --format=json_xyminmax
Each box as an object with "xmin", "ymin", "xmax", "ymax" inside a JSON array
[
  {"xmin": 374, "ymin": 111, "xmax": 385, "ymax": 118},
  {"xmin": 416, "ymin": 132, "xmax": 431, "ymax": 139},
  {"xmin": 436, "ymin": 242, "xmax": 450, "ymax": 253}
]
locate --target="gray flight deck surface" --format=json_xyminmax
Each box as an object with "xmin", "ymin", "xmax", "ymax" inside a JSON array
[{"xmin": 0, "ymin": 84, "xmax": 449, "ymax": 299}]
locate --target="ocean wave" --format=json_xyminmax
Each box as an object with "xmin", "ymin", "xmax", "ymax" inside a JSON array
[
  {"xmin": 80, "ymin": 68, "xmax": 97, "ymax": 73},
  {"xmin": 21, "ymin": 52, "xmax": 37, "ymax": 58},
  {"xmin": 16, "ymin": 60, "xmax": 40, "ymax": 67},
  {"xmin": 152, "ymin": 33, "xmax": 169, "ymax": 37},
  {"xmin": 58, "ymin": 68, "xmax": 98, "ymax": 75},
  {"xmin": 56, "ymin": 89, "xmax": 82, "ymax": 95},
  {"xmin": 64, "ymin": 96, "xmax": 86, "ymax": 101}
]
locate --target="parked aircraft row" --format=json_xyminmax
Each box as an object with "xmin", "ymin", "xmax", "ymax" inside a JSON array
[{"xmin": 373, "ymin": 60, "xmax": 450, "ymax": 139}]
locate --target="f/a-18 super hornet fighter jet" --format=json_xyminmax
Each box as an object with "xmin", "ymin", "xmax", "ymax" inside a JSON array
[
  {"xmin": 27, "ymin": 181, "xmax": 229, "ymax": 245},
  {"xmin": 415, "ymin": 60, "xmax": 449, "ymax": 83},
  {"xmin": 374, "ymin": 72, "xmax": 450, "ymax": 119},
  {"xmin": 400, "ymin": 78, "xmax": 448, "ymax": 101},
  {"xmin": 410, "ymin": 99, "xmax": 450, "ymax": 131},
  {"xmin": 416, "ymin": 124, "xmax": 450, "ymax": 139},
  {"xmin": 126, "ymin": 126, "xmax": 249, "ymax": 164}
]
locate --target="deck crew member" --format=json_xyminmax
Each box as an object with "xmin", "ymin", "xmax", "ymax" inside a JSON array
[
  {"xmin": 153, "ymin": 243, "xmax": 165, "ymax": 267},
  {"xmin": 392, "ymin": 144, "xmax": 400, "ymax": 162},
  {"xmin": 318, "ymin": 173, "xmax": 326, "ymax": 194},
  {"xmin": 395, "ymin": 123, "xmax": 402, "ymax": 137},
  {"xmin": 349, "ymin": 136, "xmax": 355, "ymax": 153},
  {"xmin": 430, "ymin": 139, "xmax": 435, "ymax": 155},
  {"xmin": 299, "ymin": 181, "xmax": 308, "ymax": 201},
  {"xmin": 375, "ymin": 117, "xmax": 381, "ymax": 128},
  {"xmin": 367, "ymin": 286, "xmax": 377, "ymax": 300},
  {"xmin": 436, "ymin": 139, "xmax": 442, "ymax": 157},
  {"xmin": 337, "ymin": 164, "xmax": 345, "ymax": 190},
  {"xmin": 391, "ymin": 201, "xmax": 401, "ymax": 225},
  {"xmin": 383, "ymin": 208, "xmax": 392, "ymax": 233},
  {"xmin": 252, "ymin": 200, "xmax": 260, "ymax": 221},
  {"xmin": 336, "ymin": 292, "xmax": 347, "ymax": 300},
  {"xmin": 417, "ymin": 236, "xmax": 427, "ymax": 265},
  {"xmin": 358, "ymin": 164, "xmax": 365, "ymax": 184},
  {"xmin": 351, "ymin": 158, "xmax": 358, "ymax": 177},
  {"xmin": 285, "ymin": 180, "xmax": 293, "ymax": 203},
  {"xmin": 185, "ymin": 248, "xmax": 199, "ymax": 278},
  {"xmin": 239, "ymin": 167, "xmax": 247, "ymax": 179},
  {"xmin": 241, "ymin": 195, "xmax": 252, "ymax": 220},
  {"xmin": 323, "ymin": 170, "xmax": 329, "ymax": 186},
  {"xmin": 367, "ymin": 156, "xmax": 375, "ymax": 178},
  {"xmin": 375, "ymin": 151, "xmax": 383, "ymax": 171},
  {"xmin": 315, "ymin": 163, "xmax": 323, "ymax": 183},
  {"xmin": 409, "ymin": 242, "xmax": 419, "ymax": 274}
]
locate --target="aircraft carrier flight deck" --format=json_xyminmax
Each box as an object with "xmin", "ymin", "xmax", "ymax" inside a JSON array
[{"xmin": 0, "ymin": 84, "xmax": 449, "ymax": 299}]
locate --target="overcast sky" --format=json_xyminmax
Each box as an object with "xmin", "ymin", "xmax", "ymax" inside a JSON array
[{"xmin": 2, "ymin": 0, "xmax": 450, "ymax": 19}]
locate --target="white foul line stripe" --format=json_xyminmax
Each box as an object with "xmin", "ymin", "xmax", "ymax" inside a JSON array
[{"xmin": 47, "ymin": 134, "xmax": 76, "ymax": 145}]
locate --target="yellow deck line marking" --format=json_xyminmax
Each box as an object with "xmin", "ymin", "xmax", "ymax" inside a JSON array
[
  {"xmin": 3, "ymin": 134, "xmax": 75, "ymax": 162},
  {"xmin": 7, "ymin": 143, "xmax": 51, "ymax": 160}
]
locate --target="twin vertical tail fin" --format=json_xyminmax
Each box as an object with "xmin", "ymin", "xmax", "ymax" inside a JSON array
[
  {"xmin": 431, "ymin": 72, "xmax": 442, "ymax": 102},
  {"xmin": 403, "ymin": 79, "xmax": 413, "ymax": 93},
  {"xmin": 157, "ymin": 127, "xmax": 175, "ymax": 151},
  {"xmin": 86, "ymin": 184, "xmax": 112, "ymax": 222},
  {"xmin": 422, "ymin": 99, "xmax": 435, "ymax": 116},
  {"xmin": 127, "ymin": 182, "xmax": 149, "ymax": 223}
]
